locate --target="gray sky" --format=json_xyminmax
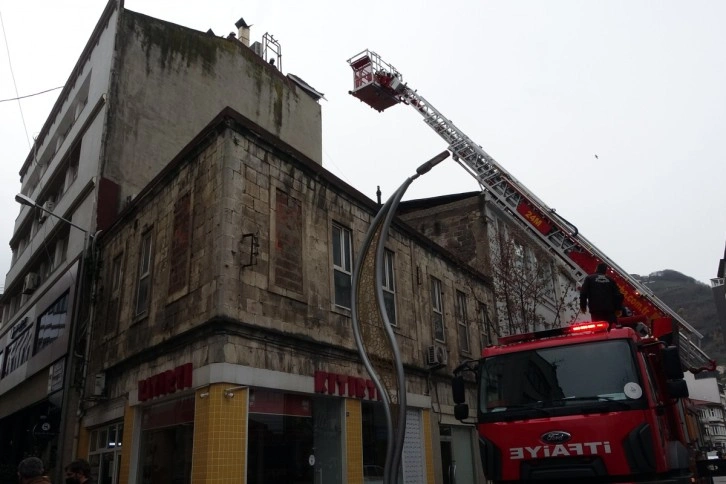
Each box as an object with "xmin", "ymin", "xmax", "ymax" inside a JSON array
[{"xmin": 1, "ymin": 0, "xmax": 725, "ymax": 289}]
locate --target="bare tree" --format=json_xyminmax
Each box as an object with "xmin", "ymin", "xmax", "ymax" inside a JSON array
[{"xmin": 489, "ymin": 221, "xmax": 579, "ymax": 336}]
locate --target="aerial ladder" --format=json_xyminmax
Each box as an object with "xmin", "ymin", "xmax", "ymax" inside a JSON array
[{"xmin": 347, "ymin": 49, "xmax": 714, "ymax": 372}]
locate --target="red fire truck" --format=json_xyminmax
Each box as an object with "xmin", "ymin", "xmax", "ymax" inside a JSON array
[{"xmin": 451, "ymin": 320, "xmax": 725, "ymax": 483}]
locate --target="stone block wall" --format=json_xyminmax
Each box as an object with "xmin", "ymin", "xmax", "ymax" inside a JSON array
[{"xmin": 90, "ymin": 114, "xmax": 493, "ymax": 401}]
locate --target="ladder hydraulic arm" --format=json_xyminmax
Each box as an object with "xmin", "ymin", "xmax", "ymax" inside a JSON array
[{"xmin": 347, "ymin": 49, "xmax": 713, "ymax": 371}]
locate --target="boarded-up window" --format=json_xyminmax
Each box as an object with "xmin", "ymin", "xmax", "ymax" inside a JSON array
[
  {"xmin": 168, "ymin": 193, "xmax": 191, "ymax": 295},
  {"xmin": 274, "ymin": 189, "xmax": 303, "ymax": 293}
]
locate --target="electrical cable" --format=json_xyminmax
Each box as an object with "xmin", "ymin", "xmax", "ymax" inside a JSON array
[
  {"xmin": 0, "ymin": 10, "xmax": 31, "ymax": 148},
  {"xmin": 0, "ymin": 85, "xmax": 64, "ymax": 103}
]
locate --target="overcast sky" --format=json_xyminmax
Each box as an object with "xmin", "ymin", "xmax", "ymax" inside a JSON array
[{"xmin": 1, "ymin": 0, "xmax": 725, "ymax": 289}]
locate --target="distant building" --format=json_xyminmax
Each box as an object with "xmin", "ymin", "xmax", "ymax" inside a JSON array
[
  {"xmin": 400, "ymin": 191, "xmax": 580, "ymax": 339},
  {"xmin": 81, "ymin": 108, "xmax": 494, "ymax": 484},
  {"xmin": 686, "ymin": 371, "xmax": 726, "ymax": 451},
  {"xmin": 711, "ymin": 243, "xmax": 726, "ymax": 337},
  {"xmin": 0, "ymin": 0, "xmax": 321, "ymax": 480}
]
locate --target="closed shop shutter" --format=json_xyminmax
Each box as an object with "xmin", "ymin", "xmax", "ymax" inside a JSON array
[{"xmin": 402, "ymin": 408, "xmax": 425, "ymax": 484}]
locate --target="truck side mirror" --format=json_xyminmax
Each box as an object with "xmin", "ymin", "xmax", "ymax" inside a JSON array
[
  {"xmin": 663, "ymin": 346, "xmax": 685, "ymax": 380},
  {"xmin": 452, "ymin": 375, "xmax": 466, "ymax": 404},
  {"xmin": 667, "ymin": 379, "xmax": 689, "ymax": 399},
  {"xmin": 454, "ymin": 403, "xmax": 470, "ymax": 421}
]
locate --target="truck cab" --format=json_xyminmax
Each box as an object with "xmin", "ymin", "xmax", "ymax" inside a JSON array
[{"xmin": 452, "ymin": 321, "xmax": 693, "ymax": 483}]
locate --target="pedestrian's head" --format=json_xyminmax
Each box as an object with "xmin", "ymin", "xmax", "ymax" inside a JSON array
[
  {"xmin": 17, "ymin": 457, "xmax": 44, "ymax": 481},
  {"xmin": 596, "ymin": 262, "xmax": 608, "ymax": 274},
  {"xmin": 65, "ymin": 458, "xmax": 91, "ymax": 483}
]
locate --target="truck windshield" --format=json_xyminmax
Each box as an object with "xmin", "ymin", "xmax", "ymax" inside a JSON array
[{"xmin": 479, "ymin": 340, "xmax": 643, "ymax": 416}]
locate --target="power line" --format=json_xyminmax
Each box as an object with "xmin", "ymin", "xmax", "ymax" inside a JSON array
[
  {"xmin": 0, "ymin": 85, "xmax": 64, "ymax": 103},
  {"xmin": 0, "ymin": 10, "xmax": 31, "ymax": 148}
]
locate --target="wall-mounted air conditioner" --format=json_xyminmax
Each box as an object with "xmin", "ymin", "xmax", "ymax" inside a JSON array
[
  {"xmin": 38, "ymin": 201, "xmax": 54, "ymax": 223},
  {"xmin": 426, "ymin": 344, "xmax": 448, "ymax": 367},
  {"xmin": 93, "ymin": 372, "xmax": 106, "ymax": 397},
  {"xmin": 22, "ymin": 272, "xmax": 39, "ymax": 294}
]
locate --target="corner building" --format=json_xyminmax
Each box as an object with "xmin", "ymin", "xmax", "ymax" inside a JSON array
[
  {"xmin": 0, "ymin": 0, "xmax": 320, "ymax": 479},
  {"xmin": 81, "ymin": 109, "xmax": 493, "ymax": 484}
]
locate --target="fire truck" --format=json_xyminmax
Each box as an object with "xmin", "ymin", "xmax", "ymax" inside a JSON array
[
  {"xmin": 346, "ymin": 50, "xmax": 723, "ymax": 482},
  {"xmin": 450, "ymin": 320, "xmax": 726, "ymax": 483}
]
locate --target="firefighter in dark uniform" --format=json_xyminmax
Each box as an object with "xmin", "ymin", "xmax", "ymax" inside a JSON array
[{"xmin": 580, "ymin": 262, "xmax": 624, "ymax": 326}]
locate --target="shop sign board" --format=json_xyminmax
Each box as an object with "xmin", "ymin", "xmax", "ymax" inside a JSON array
[
  {"xmin": 138, "ymin": 362, "xmax": 193, "ymax": 401},
  {"xmin": 314, "ymin": 370, "xmax": 381, "ymax": 400}
]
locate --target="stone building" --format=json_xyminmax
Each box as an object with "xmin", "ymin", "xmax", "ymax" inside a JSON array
[
  {"xmin": 400, "ymin": 191, "xmax": 580, "ymax": 340},
  {"xmin": 80, "ymin": 108, "xmax": 494, "ymax": 484},
  {"xmin": 0, "ymin": 0, "xmax": 322, "ymax": 480}
]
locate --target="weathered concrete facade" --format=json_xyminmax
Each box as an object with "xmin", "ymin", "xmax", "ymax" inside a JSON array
[
  {"xmin": 83, "ymin": 109, "xmax": 493, "ymax": 483},
  {"xmin": 104, "ymin": 10, "xmax": 323, "ymax": 205}
]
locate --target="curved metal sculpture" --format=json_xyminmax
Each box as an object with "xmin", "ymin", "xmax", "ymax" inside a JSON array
[{"xmin": 351, "ymin": 151, "xmax": 449, "ymax": 484}]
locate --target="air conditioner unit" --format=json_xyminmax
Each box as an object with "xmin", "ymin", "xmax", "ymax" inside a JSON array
[
  {"xmin": 93, "ymin": 372, "xmax": 106, "ymax": 397},
  {"xmin": 250, "ymin": 41, "xmax": 263, "ymax": 57},
  {"xmin": 38, "ymin": 201, "xmax": 54, "ymax": 223},
  {"xmin": 426, "ymin": 344, "xmax": 448, "ymax": 367},
  {"xmin": 22, "ymin": 272, "xmax": 39, "ymax": 294}
]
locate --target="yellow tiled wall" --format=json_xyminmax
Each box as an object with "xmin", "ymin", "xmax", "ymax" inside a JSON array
[
  {"xmin": 345, "ymin": 398, "xmax": 363, "ymax": 484},
  {"xmin": 422, "ymin": 409, "xmax": 435, "ymax": 484},
  {"xmin": 191, "ymin": 384, "xmax": 248, "ymax": 484},
  {"xmin": 118, "ymin": 404, "xmax": 135, "ymax": 484},
  {"xmin": 76, "ymin": 424, "xmax": 90, "ymax": 460}
]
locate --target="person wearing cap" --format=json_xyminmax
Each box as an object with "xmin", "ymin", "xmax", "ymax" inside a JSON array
[
  {"xmin": 17, "ymin": 457, "xmax": 51, "ymax": 484},
  {"xmin": 580, "ymin": 262, "xmax": 624, "ymax": 326}
]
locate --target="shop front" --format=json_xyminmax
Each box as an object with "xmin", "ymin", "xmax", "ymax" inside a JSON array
[{"xmin": 81, "ymin": 362, "xmax": 434, "ymax": 484}]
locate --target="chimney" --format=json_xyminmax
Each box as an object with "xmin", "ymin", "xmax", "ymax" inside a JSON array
[{"xmin": 235, "ymin": 17, "xmax": 250, "ymax": 47}]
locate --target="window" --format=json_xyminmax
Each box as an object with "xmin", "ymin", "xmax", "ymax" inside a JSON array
[
  {"xmin": 382, "ymin": 250, "xmax": 396, "ymax": 326},
  {"xmin": 332, "ymin": 224, "xmax": 352, "ymax": 309},
  {"xmin": 3, "ymin": 322, "xmax": 33, "ymax": 377},
  {"xmin": 88, "ymin": 421, "xmax": 123, "ymax": 484},
  {"xmin": 55, "ymin": 234, "xmax": 69, "ymax": 266},
  {"xmin": 456, "ymin": 291, "xmax": 470, "ymax": 353},
  {"xmin": 362, "ymin": 401, "xmax": 389, "ymax": 482},
  {"xmin": 479, "ymin": 303, "xmax": 493, "ymax": 347},
  {"xmin": 247, "ymin": 390, "xmax": 324, "ymax": 483},
  {"xmin": 479, "ymin": 340, "xmax": 645, "ymax": 418},
  {"xmin": 35, "ymin": 291, "xmax": 69, "ymax": 353},
  {"xmin": 168, "ymin": 194, "xmax": 191, "ymax": 295},
  {"xmin": 545, "ymin": 261, "xmax": 556, "ymax": 292},
  {"xmin": 512, "ymin": 240, "xmax": 525, "ymax": 269},
  {"xmin": 105, "ymin": 254, "xmax": 123, "ymax": 335},
  {"xmin": 431, "ymin": 277, "xmax": 444, "ymax": 342},
  {"xmin": 135, "ymin": 231, "xmax": 153, "ymax": 316},
  {"xmin": 139, "ymin": 397, "xmax": 194, "ymax": 484}
]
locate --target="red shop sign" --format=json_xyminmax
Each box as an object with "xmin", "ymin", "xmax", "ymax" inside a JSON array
[
  {"xmin": 314, "ymin": 371, "xmax": 380, "ymax": 401},
  {"xmin": 138, "ymin": 363, "xmax": 193, "ymax": 402}
]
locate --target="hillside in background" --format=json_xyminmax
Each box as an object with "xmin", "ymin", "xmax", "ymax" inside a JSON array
[{"xmin": 633, "ymin": 270, "xmax": 725, "ymax": 367}]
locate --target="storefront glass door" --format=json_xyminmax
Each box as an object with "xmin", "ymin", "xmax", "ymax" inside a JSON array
[
  {"xmin": 247, "ymin": 390, "xmax": 314, "ymax": 484},
  {"xmin": 312, "ymin": 397, "xmax": 342, "ymax": 484}
]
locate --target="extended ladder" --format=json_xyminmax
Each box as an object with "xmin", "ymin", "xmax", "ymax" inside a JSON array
[{"xmin": 348, "ymin": 49, "xmax": 713, "ymax": 371}]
